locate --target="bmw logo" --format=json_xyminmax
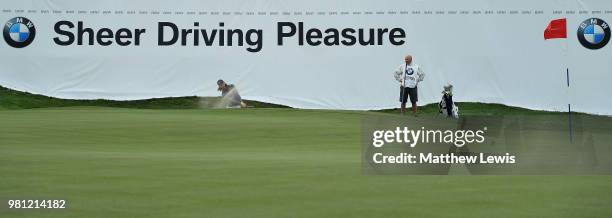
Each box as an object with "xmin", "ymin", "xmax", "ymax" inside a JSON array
[
  {"xmin": 406, "ymin": 68, "xmax": 414, "ymax": 75},
  {"xmin": 577, "ymin": 18, "xmax": 610, "ymax": 50},
  {"xmin": 3, "ymin": 17, "xmax": 36, "ymax": 48}
]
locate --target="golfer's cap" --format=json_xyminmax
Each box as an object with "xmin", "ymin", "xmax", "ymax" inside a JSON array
[{"xmin": 217, "ymin": 79, "xmax": 225, "ymax": 85}]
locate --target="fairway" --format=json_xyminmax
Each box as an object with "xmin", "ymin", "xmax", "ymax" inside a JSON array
[{"xmin": 1, "ymin": 108, "xmax": 611, "ymax": 217}]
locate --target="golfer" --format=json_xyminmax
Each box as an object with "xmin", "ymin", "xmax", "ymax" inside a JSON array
[
  {"xmin": 217, "ymin": 79, "xmax": 247, "ymax": 108},
  {"xmin": 394, "ymin": 55, "xmax": 425, "ymax": 116}
]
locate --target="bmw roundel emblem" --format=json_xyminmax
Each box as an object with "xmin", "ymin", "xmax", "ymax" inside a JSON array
[
  {"xmin": 406, "ymin": 68, "xmax": 414, "ymax": 75},
  {"xmin": 577, "ymin": 18, "xmax": 610, "ymax": 50},
  {"xmin": 3, "ymin": 17, "xmax": 36, "ymax": 48}
]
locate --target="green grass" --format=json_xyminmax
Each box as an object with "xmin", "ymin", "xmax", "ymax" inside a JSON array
[
  {"xmin": 0, "ymin": 87, "xmax": 611, "ymax": 217},
  {"xmin": 1, "ymin": 108, "xmax": 611, "ymax": 218}
]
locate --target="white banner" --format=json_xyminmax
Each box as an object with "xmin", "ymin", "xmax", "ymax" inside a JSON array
[{"xmin": 1, "ymin": 0, "xmax": 611, "ymax": 114}]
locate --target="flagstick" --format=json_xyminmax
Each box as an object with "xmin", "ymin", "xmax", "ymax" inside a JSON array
[
  {"xmin": 567, "ymin": 68, "xmax": 572, "ymax": 143},
  {"xmin": 561, "ymin": 25, "xmax": 572, "ymax": 144},
  {"xmin": 544, "ymin": 18, "xmax": 572, "ymax": 143}
]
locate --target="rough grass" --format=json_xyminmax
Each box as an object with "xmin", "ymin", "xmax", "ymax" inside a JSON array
[
  {"xmin": 0, "ymin": 86, "xmax": 576, "ymax": 116},
  {"xmin": 0, "ymin": 86, "xmax": 287, "ymax": 110}
]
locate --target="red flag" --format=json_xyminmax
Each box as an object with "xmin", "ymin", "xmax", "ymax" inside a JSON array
[{"xmin": 544, "ymin": 18, "xmax": 567, "ymax": 39}]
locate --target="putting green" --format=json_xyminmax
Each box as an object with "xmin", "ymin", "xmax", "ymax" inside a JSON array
[{"xmin": 1, "ymin": 108, "xmax": 611, "ymax": 217}]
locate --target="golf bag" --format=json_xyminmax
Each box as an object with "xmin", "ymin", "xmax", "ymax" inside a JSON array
[{"xmin": 439, "ymin": 92, "xmax": 459, "ymax": 118}]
